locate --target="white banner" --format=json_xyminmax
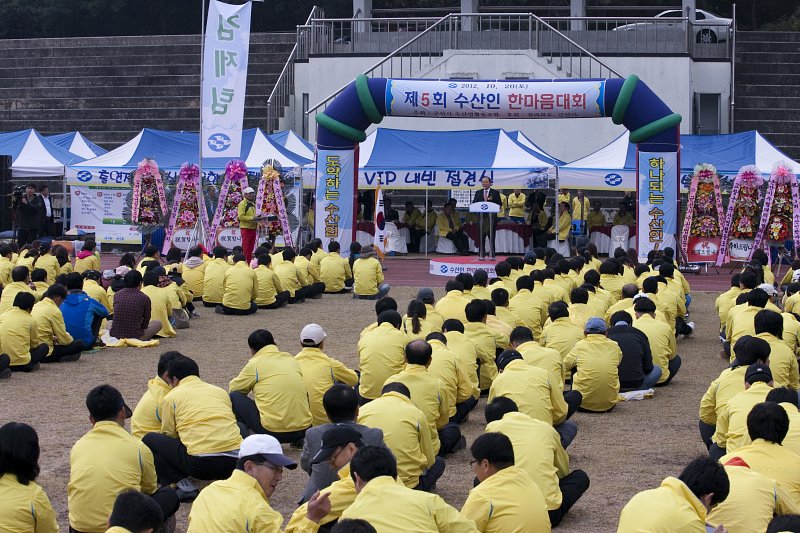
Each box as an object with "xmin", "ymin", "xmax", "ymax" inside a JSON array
[
  {"xmin": 201, "ymin": 0, "xmax": 252, "ymax": 159},
  {"xmin": 360, "ymin": 168, "xmax": 552, "ymax": 189},
  {"xmin": 385, "ymin": 79, "xmax": 605, "ymax": 119},
  {"xmin": 69, "ymin": 186, "xmax": 140, "ymax": 244}
]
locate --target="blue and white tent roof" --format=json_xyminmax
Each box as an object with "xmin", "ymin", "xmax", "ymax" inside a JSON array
[
  {"xmin": 47, "ymin": 132, "xmax": 107, "ymax": 159},
  {"xmin": 0, "ymin": 129, "xmax": 85, "ymax": 177},
  {"xmin": 269, "ymin": 130, "xmax": 314, "ymax": 160}
]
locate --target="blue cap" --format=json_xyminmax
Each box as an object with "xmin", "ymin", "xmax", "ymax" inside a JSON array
[{"xmin": 584, "ymin": 317, "xmax": 607, "ymax": 334}]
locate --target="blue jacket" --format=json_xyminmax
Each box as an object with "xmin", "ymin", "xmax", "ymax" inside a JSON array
[{"xmin": 61, "ymin": 291, "xmax": 109, "ymax": 345}]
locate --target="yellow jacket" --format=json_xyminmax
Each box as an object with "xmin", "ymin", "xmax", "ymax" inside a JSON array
[
  {"xmin": 557, "ymin": 211, "xmax": 571, "ymax": 240},
  {"xmin": 721, "ymin": 439, "xmax": 800, "ymax": 506},
  {"xmin": 726, "ymin": 305, "xmax": 762, "ymax": 348},
  {"xmin": 68, "ymin": 421, "xmax": 157, "ymax": 533},
  {"xmin": 253, "ymin": 265, "xmax": 283, "ymax": 306},
  {"xmin": 237, "ymin": 199, "xmax": 258, "ymax": 230},
  {"xmin": 34, "ymin": 254, "xmax": 61, "ymax": 285},
  {"xmin": 599, "ymin": 274, "xmax": 625, "ymax": 302},
  {"xmin": 587, "ymin": 210, "xmax": 606, "ymax": 228},
  {"xmin": 385, "ymin": 364, "xmax": 450, "ymax": 453},
  {"xmin": 713, "ymin": 381, "xmax": 773, "ymax": 453},
  {"xmin": 131, "ymin": 376, "xmax": 172, "ymax": 439},
  {"xmin": 357, "ymin": 322, "xmax": 406, "ymax": 400},
  {"xmin": 755, "ymin": 332, "xmax": 800, "ymax": 389},
  {"xmin": 617, "ymin": 476, "xmax": 707, "ymax": 533},
  {"xmin": 81, "ymin": 279, "xmax": 110, "ymax": 313},
  {"xmin": 517, "ymin": 340, "xmax": 566, "ymax": 386},
  {"xmin": 460, "ymin": 465, "xmax": 551, "ymax": 533},
  {"xmin": 486, "ymin": 412, "xmax": 569, "ymax": 510},
  {"xmin": 0, "ymin": 281, "xmax": 38, "ymax": 315},
  {"xmin": 311, "ymin": 248, "xmax": 327, "ymax": 268},
  {"xmin": 435, "ymin": 290, "xmax": 470, "ymax": 323},
  {"xmin": 0, "ymin": 256, "xmax": 14, "ymax": 286},
  {"xmin": 401, "ymin": 315, "xmax": 435, "ymax": 343},
  {"xmin": 784, "ymin": 312, "xmax": 800, "ymax": 355},
  {"xmin": 436, "ymin": 212, "xmax": 462, "ymax": 237},
  {"xmin": 287, "ymin": 464, "xmax": 356, "ymax": 531},
  {"xmin": 0, "ymin": 307, "xmax": 38, "ymax": 366},
  {"xmin": 229, "ymin": 345, "xmax": 312, "ymax": 432},
  {"xmin": 424, "ymin": 303, "xmax": 445, "ymax": 332},
  {"xmin": 403, "ymin": 207, "xmax": 423, "ymax": 227},
  {"xmin": 188, "ymin": 469, "xmax": 318, "ymax": 533},
  {"xmin": 508, "ymin": 289, "xmax": 547, "ymax": 339},
  {"xmin": 295, "ymin": 346, "xmax": 358, "ymax": 426},
  {"xmin": 31, "ymin": 297, "xmax": 73, "ymax": 356},
  {"xmin": 780, "ymin": 402, "xmax": 800, "ymax": 457},
  {"xmin": 429, "ymin": 339, "xmax": 479, "ymax": 408},
  {"xmin": 202, "ymin": 258, "xmax": 230, "ymax": 304},
  {"xmin": 353, "ymin": 256, "xmax": 384, "ymax": 296},
  {"xmin": 357, "ymin": 392, "xmax": 436, "ymax": 488},
  {"xmin": 182, "ymin": 259, "xmax": 207, "ymax": 298},
  {"xmin": 633, "ymin": 314, "xmax": 676, "ymax": 384},
  {"xmin": 0, "ymin": 473, "xmax": 58, "ymax": 533},
  {"xmin": 74, "ymin": 252, "xmax": 101, "ymax": 274},
  {"xmin": 571, "ymin": 196, "xmax": 589, "ymax": 221},
  {"xmin": 540, "ymin": 317, "xmax": 584, "ymax": 362},
  {"xmin": 698, "ymin": 365, "xmax": 747, "ymax": 425},
  {"xmin": 707, "ymin": 463, "xmax": 800, "ymax": 532},
  {"xmin": 489, "ymin": 359, "xmax": 568, "ymax": 425},
  {"xmin": 565, "ymin": 334, "xmax": 622, "ymax": 412},
  {"xmin": 507, "ymin": 192, "xmax": 527, "ymax": 218},
  {"xmin": 141, "ymin": 285, "xmax": 175, "ymax": 338},
  {"xmin": 295, "ymin": 255, "xmax": 320, "ymax": 285},
  {"xmin": 319, "ymin": 252, "xmax": 352, "ymax": 293},
  {"xmin": 274, "ymin": 261, "xmax": 302, "ymax": 297},
  {"xmin": 464, "ymin": 321, "xmax": 507, "ymax": 391},
  {"xmin": 222, "ymin": 261, "xmax": 258, "ymax": 310},
  {"xmin": 444, "ymin": 331, "xmax": 480, "ymax": 394},
  {"xmin": 160, "ymin": 375, "xmax": 242, "ymax": 455}
]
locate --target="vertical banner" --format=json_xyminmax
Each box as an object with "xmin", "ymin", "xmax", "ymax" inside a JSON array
[
  {"xmin": 201, "ymin": 0, "xmax": 251, "ymax": 159},
  {"xmin": 637, "ymin": 151, "xmax": 678, "ymax": 262},
  {"xmin": 315, "ymin": 150, "xmax": 355, "ymax": 254}
]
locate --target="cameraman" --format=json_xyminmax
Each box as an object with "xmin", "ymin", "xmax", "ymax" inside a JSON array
[{"xmin": 15, "ymin": 183, "xmax": 43, "ymax": 246}]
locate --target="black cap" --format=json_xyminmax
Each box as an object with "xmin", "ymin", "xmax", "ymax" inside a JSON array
[
  {"xmin": 311, "ymin": 426, "xmax": 364, "ymax": 464},
  {"xmin": 745, "ymin": 364, "xmax": 773, "ymax": 384},
  {"xmin": 496, "ymin": 349, "xmax": 523, "ymax": 371}
]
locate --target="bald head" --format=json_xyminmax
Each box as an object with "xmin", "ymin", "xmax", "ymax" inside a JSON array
[{"xmin": 405, "ymin": 340, "xmax": 433, "ymax": 366}]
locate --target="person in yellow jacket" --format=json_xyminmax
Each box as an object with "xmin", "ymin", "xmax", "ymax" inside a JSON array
[
  {"xmin": 30, "ymin": 267, "xmax": 49, "ymax": 295},
  {"xmin": 436, "ymin": 203, "xmax": 470, "ymax": 255},
  {"xmin": 140, "ymin": 272, "xmax": 175, "ymax": 338},
  {"xmin": 426, "ymin": 331, "xmax": 479, "ymax": 423},
  {"xmin": 507, "ymin": 189, "xmax": 527, "ymax": 223},
  {"xmin": 586, "ymin": 200, "xmax": 606, "ymax": 228},
  {"xmin": 540, "ymin": 301, "xmax": 584, "ymax": 362},
  {"xmin": 297, "ymin": 247, "xmax": 322, "ymax": 285},
  {"xmin": 461, "ymin": 432, "xmax": 552, "ymax": 533},
  {"xmin": 443, "ymin": 319, "xmax": 481, "ymax": 397},
  {"xmin": 485, "ymin": 397, "xmax": 589, "ymax": 527},
  {"xmin": 130, "ymin": 351, "xmax": 181, "ymax": 440},
  {"xmin": 218, "ymin": 253, "xmax": 258, "ymax": 315},
  {"xmin": 0, "ymin": 265, "xmax": 39, "ymax": 315},
  {"xmin": 181, "ymin": 245, "xmax": 207, "ymax": 300},
  {"xmin": 564, "ymin": 318, "xmax": 622, "ymax": 413},
  {"xmin": 105, "ymin": 489, "xmax": 168, "ymax": 533},
  {"xmin": 571, "ymin": 190, "xmax": 590, "ymax": 223},
  {"xmin": 465, "ymin": 299, "xmax": 508, "ymax": 392},
  {"xmin": 201, "ymin": 247, "xmax": 231, "ymax": 307},
  {"xmin": 617, "ymin": 457, "xmax": 730, "ymax": 533},
  {"xmin": 295, "ymin": 324, "xmax": 358, "ymax": 426},
  {"xmin": 436, "ymin": 279, "xmax": 471, "ymax": 323},
  {"xmin": 319, "ymin": 240, "xmax": 353, "ymax": 293},
  {"xmin": 135, "ymin": 245, "xmax": 161, "ymax": 275},
  {"xmin": 188, "ymin": 434, "xmax": 331, "ymax": 533},
  {"xmin": 229, "ymin": 329, "xmax": 312, "ymax": 442},
  {"xmin": 0, "ymin": 292, "xmax": 48, "ymax": 372},
  {"xmin": 509, "ymin": 276, "xmax": 548, "ymax": 339},
  {"xmin": 353, "ymin": 245, "xmax": 389, "ymax": 300},
  {"xmin": 357, "ymin": 310, "xmax": 406, "ymax": 402},
  {"xmin": 141, "ymin": 355, "xmax": 242, "ymax": 499},
  {"xmin": 710, "ymin": 364, "xmax": 774, "ymax": 459},
  {"xmin": 0, "ymin": 422, "xmax": 59, "ymax": 533},
  {"xmin": 74, "ymin": 239, "xmax": 101, "ymax": 274},
  {"xmin": 32, "ymin": 242, "xmax": 61, "ymax": 285},
  {"xmin": 557, "ymin": 201, "xmax": 572, "ymax": 241},
  {"xmin": 237, "ymin": 186, "xmax": 263, "ymax": 264},
  {"xmin": 0, "ymin": 244, "xmax": 15, "ymax": 287},
  {"xmin": 70, "ymin": 385, "xmax": 179, "ymax": 533},
  {"xmin": 511, "ymin": 325, "xmax": 565, "ymax": 389},
  {"xmin": 633, "ymin": 297, "xmax": 680, "ymax": 386},
  {"xmin": 340, "ymin": 444, "xmax": 473, "ymax": 529},
  {"xmin": 253, "ymin": 253, "xmax": 290, "ymax": 308},
  {"xmin": 275, "ymin": 248, "xmax": 325, "ymax": 303},
  {"xmin": 754, "ymin": 310, "xmax": 800, "ymax": 389},
  {"xmin": 31, "ymin": 284, "xmax": 84, "ymax": 362},
  {"xmin": 82, "ymin": 270, "xmax": 112, "ymax": 313}
]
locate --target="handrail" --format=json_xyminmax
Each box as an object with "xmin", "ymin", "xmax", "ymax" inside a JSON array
[
  {"xmin": 305, "ymin": 12, "xmax": 623, "ymax": 118},
  {"xmin": 265, "ymin": 5, "xmax": 324, "ymax": 133}
]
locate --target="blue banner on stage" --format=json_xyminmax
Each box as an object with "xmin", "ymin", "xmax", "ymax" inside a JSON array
[{"xmin": 637, "ymin": 151, "xmax": 678, "ymax": 261}]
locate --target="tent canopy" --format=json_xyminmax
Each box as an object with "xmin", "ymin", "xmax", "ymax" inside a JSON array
[
  {"xmin": 67, "ymin": 128, "xmax": 312, "ymax": 184},
  {"xmin": 269, "ymin": 130, "xmax": 314, "ymax": 160},
  {"xmin": 47, "ymin": 132, "xmax": 107, "ymax": 159},
  {"xmin": 0, "ymin": 129, "xmax": 85, "ymax": 177},
  {"xmin": 559, "ymin": 130, "xmax": 800, "ymax": 191},
  {"xmin": 506, "ymin": 130, "xmax": 565, "ymax": 166}
]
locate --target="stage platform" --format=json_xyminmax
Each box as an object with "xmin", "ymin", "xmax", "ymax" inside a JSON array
[{"xmin": 429, "ymin": 255, "xmax": 508, "ymax": 277}]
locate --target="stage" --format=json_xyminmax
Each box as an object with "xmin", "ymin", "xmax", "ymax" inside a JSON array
[{"xmin": 429, "ymin": 255, "xmax": 508, "ymax": 277}]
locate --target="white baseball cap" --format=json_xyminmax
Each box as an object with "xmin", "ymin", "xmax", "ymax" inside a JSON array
[
  {"xmin": 243, "ymin": 187, "xmax": 256, "ymax": 194},
  {"xmin": 301, "ymin": 323, "xmax": 326, "ymax": 345},
  {"xmin": 238, "ymin": 434, "xmax": 297, "ymax": 468},
  {"xmin": 757, "ymin": 283, "xmax": 777, "ymax": 296},
  {"xmin": 115, "ymin": 265, "xmax": 131, "ymax": 276}
]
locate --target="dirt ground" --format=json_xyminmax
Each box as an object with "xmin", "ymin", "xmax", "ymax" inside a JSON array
[{"xmin": 0, "ymin": 287, "xmax": 726, "ymax": 532}]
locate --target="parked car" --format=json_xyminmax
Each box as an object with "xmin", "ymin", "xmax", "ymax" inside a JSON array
[{"xmin": 613, "ymin": 9, "xmax": 732, "ymax": 43}]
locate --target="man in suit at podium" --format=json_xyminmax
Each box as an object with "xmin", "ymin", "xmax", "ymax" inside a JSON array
[{"xmin": 473, "ymin": 176, "xmax": 502, "ymax": 258}]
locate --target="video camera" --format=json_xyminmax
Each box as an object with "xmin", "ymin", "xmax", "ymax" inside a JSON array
[{"xmin": 11, "ymin": 185, "xmax": 25, "ymax": 206}]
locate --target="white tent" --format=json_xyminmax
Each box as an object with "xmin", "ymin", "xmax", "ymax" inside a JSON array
[
  {"xmin": 47, "ymin": 132, "xmax": 107, "ymax": 159},
  {"xmin": 269, "ymin": 130, "xmax": 314, "ymax": 160},
  {"xmin": 0, "ymin": 129, "xmax": 84, "ymax": 177}
]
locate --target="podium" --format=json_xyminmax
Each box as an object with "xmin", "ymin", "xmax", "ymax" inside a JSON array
[{"xmin": 469, "ymin": 202, "xmax": 501, "ymax": 260}]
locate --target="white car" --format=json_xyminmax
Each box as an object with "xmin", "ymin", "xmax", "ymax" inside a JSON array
[{"xmin": 614, "ymin": 9, "xmax": 732, "ymax": 43}]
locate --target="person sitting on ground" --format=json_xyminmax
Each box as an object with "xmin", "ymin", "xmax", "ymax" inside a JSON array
[
  {"xmin": 74, "ymin": 239, "xmax": 100, "ymax": 274},
  {"xmin": 106, "ymin": 265, "xmax": 129, "ymax": 310},
  {"xmin": 295, "ymin": 323, "xmax": 358, "ymax": 426},
  {"xmin": 386, "ymin": 340, "xmax": 464, "ymax": 456},
  {"xmin": 508, "ymin": 275, "xmax": 547, "ymax": 339},
  {"xmin": 54, "ymin": 245, "xmax": 73, "ymax": 276},
  {"xmin": 357, "ymin": 383, "xmax": 442, "ymax": 491},
  {"xmin": 0, "ymin": 265, "xmax": 38, "ymax": 315},
  {"xmin": 726, "ymin": 288, "xmax": 771, "ymax": 354},
  {"xmin": 710, "ymin": 364, "xmax": 775, "ymax": 459},
  {"xmin": 30, "ymin": 267, "xmax": 49, "ymax": 294},
  {"xmin": 296, "ymin": 247, "xmax": 323, "ymax": 287},
  {"xmin": 416, "ymin": 287, "xmax": 445, "ymax": 331},
  {"xmin": 460, "ymin": 432, "xmax": 551, "ymax": 532},
  {"xmin": 216, "ymin": 252, "xmax": 258, "ymax": 315},
  {"xmin": 754, "ymin": 309, "xmax": 800, "ymax": 389},
  {"xmin": 299, "ymin": 385, "xmax": 385, "ymax": 503},
  {"xmin": 69, "ymin": 384, "xmax": 179, "ymax": 533},
  {"xmin": 356, "ymin": 310, "xmax": 406, "ymax": 404},
  {"xmin": 109, "ymin": 270, "xmax": 162, "ymax": 341},
  {"xmin": 136, "ymin": 245, "xmax": 161, "ymax": 274},
  {"xmin": 442, "ymin": 318, "xmax": 480, "ymax": 397},
  {"xmin": 253, "ymin": 253, "xmax": 289, "ymax": 309},
  {"xmin": 617, "ymin": 456, "xmax": 730, "ymax": 533},
  {"xmin": 489, "ymin": 349, "xmax": 579, "ymax": 449},
  {"xmin": 464, "ymin": 299, "xmax": 508, "ymax": 393},
  {"xmin": 604, "ymin": 283, "xmax": 639, "ymax": 324},
  {"xmin": 1, "ymin": 292, "xmax": 48, "ymax": 372},
  {"xmin": 32, "ymin": 242, "xmax": 60, "ymax": 286},
  {"xmin": 485, "ymin": 397, "xmax": 589, "ymax": 527},
  {"xmin": 229, "ymin": 329, "xmax": 312, "ymax": 443},
  {"xmin": 766, "ymin": 387, "xmax": 800, "ymax": 457},
  {"xmin": 607, "ymin": 310, "xmax": 660, "ymax": 391},
  {"xmin": 340, "ymin": 445, "xmax": 474, "ymax": 530},
  {"xmin": 106, "ymin": 489, "xmax": 164, "ymax": 533},
  {"xmin": 275, "ymin": 248, "xmax": 325, "ymax": 303},
  {"xmin": 130, "ymin": 351, "xmax": 182, "ymax": 440},
  {"xmin": 0, "ymin": 244, "xmax": 14, "ymax": 287},
  {"xmin": 353, "ymin": 245, "xmax": 390, "ymax": 300},
  {"xmin": 0, "ymin": 422, "xmax": 59, "ymax": 533},
  {"xmin": 539, "ymin": 301, "xmax": 584, "ymax": 362},
  {"xmin": 142, "ymin": 355, "xmax": 242, "ymax": 501},
  {"xmin": 59, "ymin": 271, "xmax": 109, "ymax": 349},
  {"xmin": 181, "ymin": 245, "xmax": 207, "ymax": 301},
  {"xmin": 140, "ymin": 271, "xmax": 175, "ymax": 338},
  {"xmin": 402, "ymin": 299, "xmax": 434, "ymax": 342},
  {"xmin": 426, "ymin": 331, "xmax": 479, "ymax": 425},
  {"xmin": 320, "ymin": 240, "xmax": 354, "ymax": 293},
  {"xmin": 32, "ymin": 284, "xmax": 85, "ymax": 362},
  {"xmin": 564, "ymin": 318, "xmax": 623, "ymax": 413},
  {"xmin": 633, "ymin": 297, "xmax": 680, "ymax": 387},
  {"xmin": 187, "ymin": 434, "xmax": 331, "ymax": 532},
  {"xmin": 359, "ymin": 296, "xmax": 398, "ymax": 336},
  {"xmin": 490, "ymin": 288, "xmax": 524, "ymax": 330},
  {"xmin": 81, "ymin": 270, "xmax": 111, "ymax": 314},
  {"xmin": 435, "ymin": 279, "xmax": 470, "ymax": 323},
  {"xmin": 201, "ymin": 247, "xmax": 231, "ymax": 307},
  {"xmin": 509, "ymin": 325, "xmax": 565, "ymax": 391}
]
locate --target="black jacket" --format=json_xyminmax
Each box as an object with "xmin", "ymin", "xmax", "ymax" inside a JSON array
[
  {"xmin": 18, "ymin": 194, "xmax": 43, "ymax": 230},
  {"xmin": 473, "ymin": 187, "xmax": 502, "ymax": 206},
  {"xmin": 607, "ymin": 324, "xmax": 653, "ymax": 388}
]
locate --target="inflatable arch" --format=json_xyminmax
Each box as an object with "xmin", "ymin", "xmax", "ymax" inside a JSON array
[{"xmin": 314, "ymin": 75, "xmax": 681, "ymax": 260}]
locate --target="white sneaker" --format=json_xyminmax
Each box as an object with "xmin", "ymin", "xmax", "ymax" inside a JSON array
[{"xmin": 684, "ymin": 321, "xmax": 695, "ymax": 337}]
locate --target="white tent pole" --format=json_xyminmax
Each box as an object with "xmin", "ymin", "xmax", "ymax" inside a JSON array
[{"xmin": 424, "ymin": 187, "xmax": 428, "ymax": 258}]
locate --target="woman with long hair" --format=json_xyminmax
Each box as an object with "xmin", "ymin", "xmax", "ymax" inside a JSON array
[
  {"xmin": 402, "ymin": 299, "xmax": 430, "ymax": 341},
  {"xmin": 0, "ymin": 422, "xmax": 58, "ymax": 532},
  {"xmin": 118, "ymin": 252, "xmax": 136, "ymax": 269},
  {"xmin": 52, "ymin": 244, "xmax": 73, "ymax": 274}
]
